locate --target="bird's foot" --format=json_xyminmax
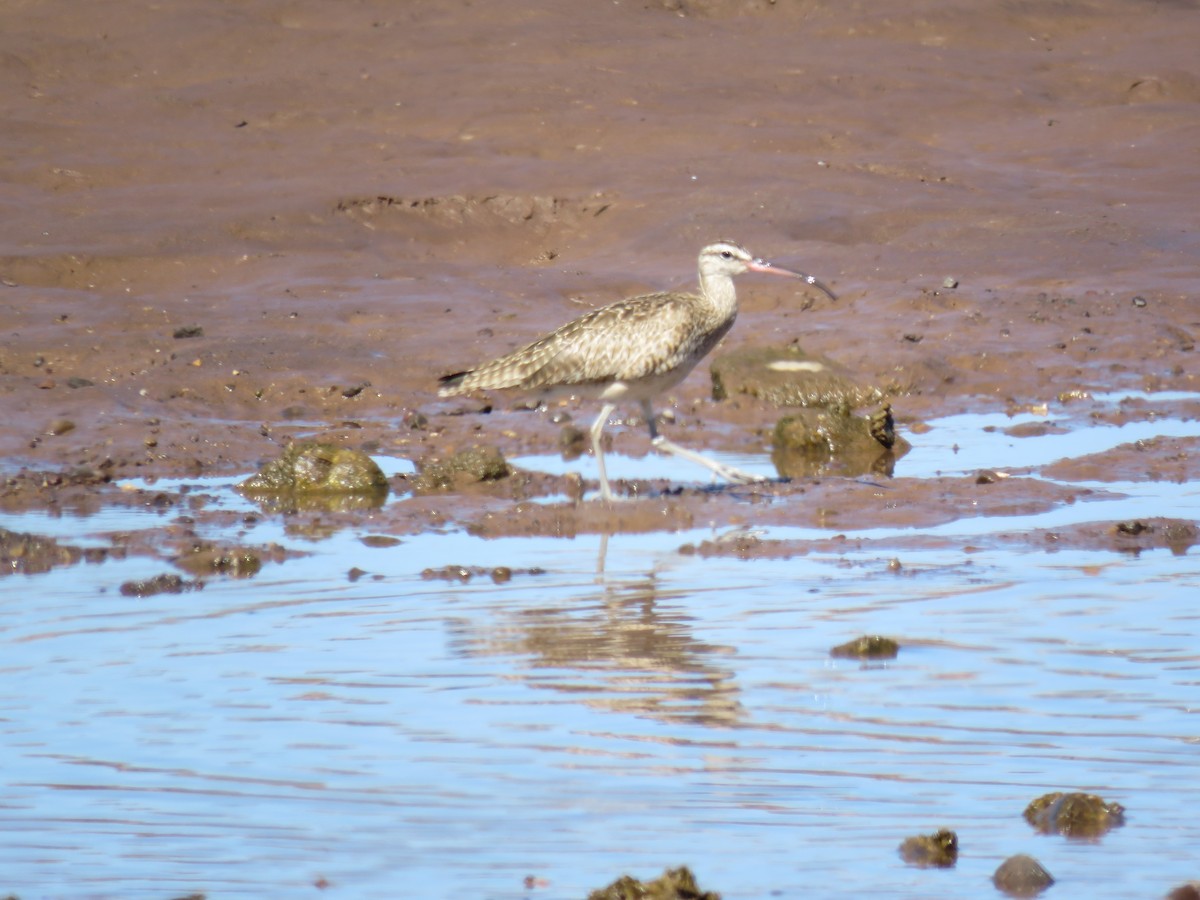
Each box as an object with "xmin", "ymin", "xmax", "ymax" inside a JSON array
[{"xmin": 711, "ymin": 463, "xmax": 768, "ymax": 486}]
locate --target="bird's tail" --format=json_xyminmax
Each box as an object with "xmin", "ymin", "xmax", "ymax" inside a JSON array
[{"xmin": 437, "ymin": 370, "xmax": 472, "ymax": 397}]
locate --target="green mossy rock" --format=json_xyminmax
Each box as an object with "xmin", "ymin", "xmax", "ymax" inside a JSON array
[
  {"xmin": 240, "ymin": 442, "xmax": 388, "ymax": 495},
  {"xmin": 587, "ymin": 866, "xmax": 719, "ymax": 900},
  {"xmin": 411, "ymin": 444, "xmax": 511, "ymax": 493},
  {"xmin": 1023, "ymin": 791, "xmax": 1125, "ymax": 838},
  {"xmin": 831, "ymin": 635, "xmax": 901, "ymax": 660},
  {"xmin": 898, "ymin": 828, "xmax": 959, "ymax": 868}
]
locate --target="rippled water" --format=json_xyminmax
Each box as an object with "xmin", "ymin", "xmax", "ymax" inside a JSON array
[{"xmin": 1, "ymin": 395, "xmax": 1198, "ymax": 898}]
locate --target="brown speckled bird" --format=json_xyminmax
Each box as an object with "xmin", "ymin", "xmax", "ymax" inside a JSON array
[{"xmin": 438, "ymin": 241, "xmax": 835, "ymax": 501}]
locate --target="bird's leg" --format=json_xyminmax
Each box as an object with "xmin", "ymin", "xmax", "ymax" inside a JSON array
[
  {"xmin": 640, "ymin": 400, "xmax": 766, "ymax": 487},
  {"xmin": 589, "ymin": 403, "xmax": 618, "ymax": 501}
]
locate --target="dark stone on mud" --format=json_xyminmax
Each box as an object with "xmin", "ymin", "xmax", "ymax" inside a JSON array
[
  {"xmin": 559, "ymin": 423, "xmax": 586, "ymax": 455},
  {"xmin": 898, "ymin": 827, "xmax": 958, "ymax": 868},
  {"xmin": 239, "ymin": 442, "xmax": 389, "ymax": 496},
  {"xmin": 710, "ymin": 344, "xmax": 883, "ymax": 409},
  {"xmin": 65, "ymin": 376, "xmax": 94, "ymax": 388},
  {"xmin": 830, "ymin": 635, "xmax": 900, "ymax": 660},
  {"xmin": 403, "ymin": 409, "xmax": 428, "ymax": 430},
  {"xmin": 1115, "ymin": 520, "xmax": 1151, "ymax": 535},
  {"xmin": 993, "ymin": 854, "xmax": 1054, "ymax": 897},
  {"xmin": 1023, "ymin": 791, "xmax": 1125, "ymax": 838},
  {"xmin": 772, "ymin": 403, "xmax": 908, "ymax": 478},
  {"xmin": 119, "ymin": 573, "xmax": 200, "ymax": 597},
  {"xmin": 587, "ymin": 865, "xmax": 720, "ymax": 900},
  {"xmin": 411, "ymin": 443, "xmax": 510, "ymax": 492},
  {"xmin": 172, "ymin": 325, "xmax": 204, "ymax": 339}
]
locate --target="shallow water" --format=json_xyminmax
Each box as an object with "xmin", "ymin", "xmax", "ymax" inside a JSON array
[{"xmin": 2, "ymin": 396, "xmax": 1199, "ymax": 898}]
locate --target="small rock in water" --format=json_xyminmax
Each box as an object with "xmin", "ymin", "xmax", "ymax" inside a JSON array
[
  {"xmin": 772, "ymin": 403, "xmax": 906, "ymax": 479},
  {"xmin": 411, "ymin": 444, "xmax": 510, "ymax": 492},
  {"xmin": 898, "ymin": 828, "xmax": 958, "ymax": 868},
  {"xmin": 1166, "ymin": 882, "xmax": 1200, "ymax": 900},
  {"xmin": 1023, "ymin": 791, "xmax": 1125, "ymax": 837},
  {"xmin": 587, "ymin": 865, "xmax": 720, "ymax": 900},
  {"xmin": 830, "ymin": 635, "xmax": 900, "ymax": 660},
  {"xmin": 993, "ymin": 854, "xmax": 1054, "ymax": 897},
  {"xmin": 239, "ymin": 442, "xmax": 388, "ymax": 494}
]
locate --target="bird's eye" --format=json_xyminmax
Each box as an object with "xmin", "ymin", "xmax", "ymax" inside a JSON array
[{"xmin": 720, "ymin": 250, "xmax": 733, "ymax": 260}]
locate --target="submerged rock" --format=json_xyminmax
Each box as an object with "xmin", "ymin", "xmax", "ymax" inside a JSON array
[
  {"xmin": 410, "ymin": 443, "xmax": 510, "ymax": 492},
  {"xmin": 898, "ymin": 828, "xmax": 958, "ymax": 868},
  {"xmin": 587, "ymin": 866, "xmax": 720, "ymax": 900},
  {"xmin": 830, "ymin": 635, "xmax": 900, "ymax": 660},
  {"xmin": 1023, "ymin": 791, "xmax": 1125, "ymax": 838},
  {"xmin": 239, "ymin": 442, "xmax": 388, "ymax": 495},
  {"xmin": 993, "ymin": 854, "xmax": 1054, "ymax": 897}
]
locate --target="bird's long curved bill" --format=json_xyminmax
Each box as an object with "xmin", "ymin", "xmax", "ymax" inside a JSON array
[{"xmin": 748, "ymin": 258, "xmax": 837, "ymax": 301}]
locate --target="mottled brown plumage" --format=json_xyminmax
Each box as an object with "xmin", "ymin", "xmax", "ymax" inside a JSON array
[{"xmin": 439, "ymin": 241, "xmax": 834, "ymax": 500}]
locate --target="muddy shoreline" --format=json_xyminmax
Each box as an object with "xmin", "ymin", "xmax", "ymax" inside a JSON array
[{"xmin": 2, "ymin": 0, "xmax": 1198, "ymax": 541}]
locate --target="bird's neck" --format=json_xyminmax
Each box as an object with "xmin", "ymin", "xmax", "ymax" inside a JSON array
[{"xmin": 698, "ymin": 269, "xmax": 738, "ymax": 320}]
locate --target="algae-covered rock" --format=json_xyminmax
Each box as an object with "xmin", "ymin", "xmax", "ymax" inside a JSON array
[
  {"xmin": 772, "ymin": 403, "xmax": 908, "ymax": 478},
  {"xmin": 587, "ymin": 866, "xmax": 719, "ymax": 900},
  {"xmin": 830, "ymin": 635, "xmax": 900, "ymax": 660},
  {"xmin": 898, "ymin": 828, "xmax": 958, "ymax": 868},
  {"xmin": 993, "ymin": 854, "xmax": 1054, "ymax": 897},
  {"xmin": 411, "ymin": 443, "xmax": 511, "ymax": 493},
  {"xmin": 711, "ymin": 345, "xmax": 882, "ymax": 409},
  {"xmin": 240, "ymin": 442, "xmax": 388, "ymax": 495},
  {"xmin": 1023, "ymin": 791, "xmax": 1125, "ymax": 838}
]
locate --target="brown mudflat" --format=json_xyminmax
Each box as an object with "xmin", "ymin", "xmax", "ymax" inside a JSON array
[{"xmin": 1, "ymin": 0, "xmax": 1197, "ymax": 529}]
